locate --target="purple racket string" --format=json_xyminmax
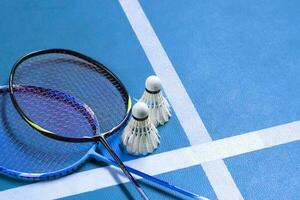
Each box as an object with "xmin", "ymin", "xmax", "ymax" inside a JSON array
[{"xmin": 0, "ymin": 86, "xmax": 94, "ymax": 178}]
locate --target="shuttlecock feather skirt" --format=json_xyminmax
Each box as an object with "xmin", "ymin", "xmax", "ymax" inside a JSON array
[
  {"xmin": 140, "ymin": 91, "xmax": 171, "ymax": 127},
  {"xmin": 121, "ymin": 118, "xmax": 160, "ymax": 155}
]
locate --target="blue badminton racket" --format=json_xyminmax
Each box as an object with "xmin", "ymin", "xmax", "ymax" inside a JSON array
[
  {"xmin": 0, "ymin": 86, "xmax": 207, "ymax": 200},
  {"xmin": 7, "ymin": 49, "xmax": 208, "ymax": 200}
]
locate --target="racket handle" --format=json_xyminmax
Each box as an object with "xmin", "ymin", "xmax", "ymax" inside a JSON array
[
  {"xmin": 99, "ymin": 136, "xmax": 149, "ymax": 200},
  {"xmin": 91, "ymin": 150, "xmax": 209, "ymax": 200}
]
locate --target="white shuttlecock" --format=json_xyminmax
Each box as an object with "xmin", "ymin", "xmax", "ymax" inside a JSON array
[
  {"xmin": 139, "ymin": 75, "xmax": 171, "ymax": 127},
  {"xmin": 121, "ymin": 102, "xmax": 160, "ymax": 156}
]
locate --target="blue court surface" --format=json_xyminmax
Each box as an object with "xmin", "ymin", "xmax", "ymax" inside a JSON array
[{"xmin": 0, "ymin": 0, "xmax": 299, "ymax": 199}]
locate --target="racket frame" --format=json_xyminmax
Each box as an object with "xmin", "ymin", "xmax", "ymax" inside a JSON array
[{"xmin": 9, "ymin": 48, "xmax": 132, "ymax": 142}]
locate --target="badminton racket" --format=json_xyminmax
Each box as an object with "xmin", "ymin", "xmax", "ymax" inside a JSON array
[{"xmin": 0, "ymin": 85, "xmax": 207, "ymax": 200}]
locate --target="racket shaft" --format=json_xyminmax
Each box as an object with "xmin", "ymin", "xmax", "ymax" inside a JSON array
[{"xmin": 99, "ymin": 137, "xmax": 149, "ymax": 200}]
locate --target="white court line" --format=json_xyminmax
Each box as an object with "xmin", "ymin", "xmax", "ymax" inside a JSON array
[
  {"xmin": 118, "ymin": 0, "xmax": 243, "ymax": 199},
  {"xmin": 1, "ymin": 121, "xmax": 300, "ymax": 200}
]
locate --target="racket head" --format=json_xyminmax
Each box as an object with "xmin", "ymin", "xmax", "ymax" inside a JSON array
[
  {"xmin": 0, "ymin": 86, "xmax": 96, "ymax": 180},
  {"xmin": 9, "ymin": 49, "xmax": 132, "ymax": 142}
]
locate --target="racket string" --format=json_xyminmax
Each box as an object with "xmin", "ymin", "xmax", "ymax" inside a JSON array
[{"xmin": 13, "ymin": 53, "xmax": 127, "ymax": 136}]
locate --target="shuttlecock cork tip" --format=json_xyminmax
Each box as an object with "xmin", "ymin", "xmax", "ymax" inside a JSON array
[
  {"xmin": 145, "ymin": 75, "xmax": 161, "ymax": 93},
  {"xmin": 132, "ymin": 102, "xmax": 149, "ymax": 120}
]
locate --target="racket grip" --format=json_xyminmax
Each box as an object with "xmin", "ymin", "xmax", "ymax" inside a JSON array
[{"xmin": 91, "ymin": 151, "xmax": 209, "ymax": 200}]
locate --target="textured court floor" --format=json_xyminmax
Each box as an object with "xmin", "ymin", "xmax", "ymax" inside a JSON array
[{"xmin": 0, "ymin": 0, "xmax": 299, "ymax": 199}]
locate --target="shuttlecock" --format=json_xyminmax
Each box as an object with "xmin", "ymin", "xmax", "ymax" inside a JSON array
[
  {"xmin": 121, "ymin": 102, "xmax": 160, "ymax": 155},
  {"xmin": 139, "ymin": 75, "xmax": 171, "ymax": 127}
]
